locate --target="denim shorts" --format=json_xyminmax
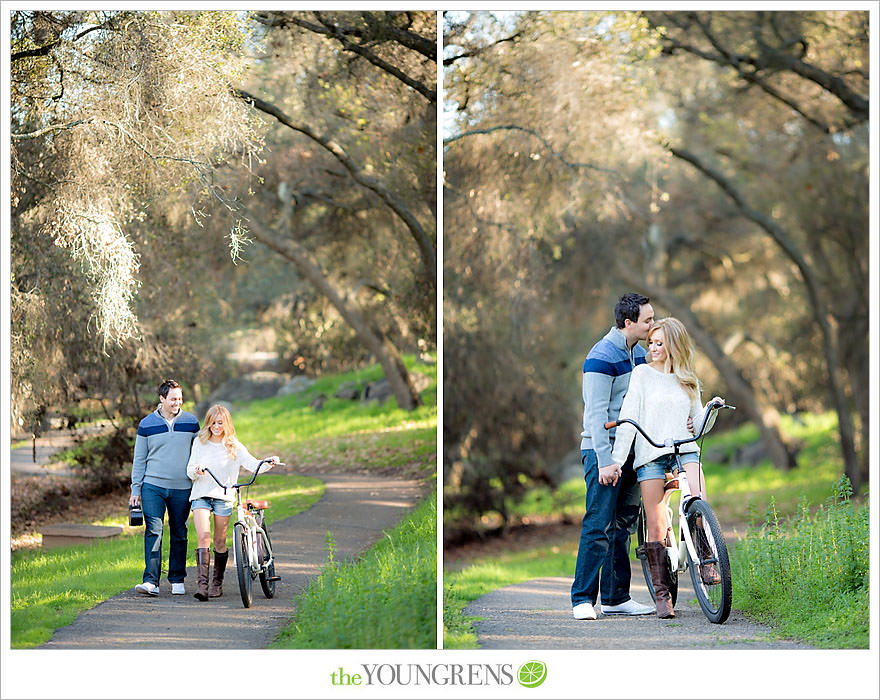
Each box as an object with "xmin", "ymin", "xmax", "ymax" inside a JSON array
[
  {"xmin": 636, "ymin": 452, "xmax": 700, "ymax": 483},
  {"xmin": 190, "ymin": 497, "xmax": 233, "ymax": 517}
]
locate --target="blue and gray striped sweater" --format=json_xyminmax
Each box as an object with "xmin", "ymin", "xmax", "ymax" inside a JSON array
[
  {"xmin": 130, "ymin": 408, "xmax": 200, "ymax": 496},
  {"xmin": 580, "ymin": 327, "xmax": 647, "ymax": 467}
]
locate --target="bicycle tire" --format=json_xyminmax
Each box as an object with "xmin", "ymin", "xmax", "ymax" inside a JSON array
[
  {"xmin": 636, "ymin": 503, "xmax": 678, "ymax": 607},
  {"xmin": 258, "ymin": 526, "xmax": 276, "ymax": 599},
  {"xmin": 685, "ymin": 499, "xmax": 732, "ymax": 623},
  {"xmin": 234, "ymin": 522, "xmax": 253, "ymax": 608}
]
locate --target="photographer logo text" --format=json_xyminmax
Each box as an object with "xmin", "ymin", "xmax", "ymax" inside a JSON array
[{"xmin": 330, "ymin": 661, "xmax": 547, "ymax": 688}]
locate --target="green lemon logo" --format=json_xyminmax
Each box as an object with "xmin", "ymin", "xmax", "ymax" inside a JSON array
[{"xmin": 517, "ymin": 660, "xmax": 547, "ymax": 688}]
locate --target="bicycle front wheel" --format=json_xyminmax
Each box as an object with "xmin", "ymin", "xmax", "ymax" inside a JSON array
[
  {"xmin": 685, "ymin": 499, "xmax": 732, "ymax": 623},
  {"xmin": 636, "ymin": 503, "xmax": 678, "ymax": 606},
  {"xmin": 258, "ymin": 527, "xmax": 276, "ymax": 599},
  {"xmin": 234, "ymin": 522, "xmax": 253, "ymax": 608}
]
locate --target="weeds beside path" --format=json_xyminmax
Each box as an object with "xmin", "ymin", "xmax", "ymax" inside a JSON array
[{"xmin": 37, "ymin": 472, "xmax": 426, "ymax": 649}]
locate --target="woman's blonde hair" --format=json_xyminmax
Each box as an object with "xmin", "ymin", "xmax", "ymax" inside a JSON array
[
  {"xmin": 199, "ymin": 404, "xmax": 237, "ymax": 461},
  {"xmin": 649, "ymin": 317, "xmax": 700, "ymax": 400}
]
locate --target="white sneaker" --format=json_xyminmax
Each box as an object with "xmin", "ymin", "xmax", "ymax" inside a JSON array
[
  {"xmin": 135, "ymin": 582, "xmax": 159, "ymax": 597},
  {"xmin": 601, "ymin": 598, "xmax": 654, "ymax": 616},
  {"xmin": 171, "ymin": 583, "xmax": 185, "ymax": 595},
  {"xmin": 572, "ymin": 602, "xmax": 598, "ymax": 620}
]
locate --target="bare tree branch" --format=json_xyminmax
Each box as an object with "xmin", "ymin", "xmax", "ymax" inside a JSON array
[
  {"xmin": 233, "ymin": 87, "xmax": 436, "ymax": 288},
  {"xmin": 650, "ymin": 12, "xmax": 868, "ymax": 131},
  {"xmin": 444, "ymin": 124, "xmax": 621, "ymax": 175},
  {"xmin": 443, "ymin": 31, "xmax": 522, "ymax": 66},
  {"xmin": 667, "ymin": 143, "xmax": 859, "ymax": 480},
  {"xmin": 11, "ymin": 117, "xmax": 94, "ymax": 140},
  {"xmin": 254, "ymin": 11, "xmax": 436, "ymax": 102},
  {"xmin": 11, "ymin": 18, "xmax": 122, "ymax": 62}
]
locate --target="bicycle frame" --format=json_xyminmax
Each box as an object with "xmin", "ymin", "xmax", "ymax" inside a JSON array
[
  {"xmin": 202, "ymin": 459, "xmax": 278, "ymax": 574},
  {"xmin": 234, "ymin": 490, "xmax": 273, "ymax": 573},
  {"xmin": 607, "ymin": 401, "xmax": 733, "ymax": 576},
  {"xmin": 661, "ymin": 458, "xmax": 702, "ymax": 575}
]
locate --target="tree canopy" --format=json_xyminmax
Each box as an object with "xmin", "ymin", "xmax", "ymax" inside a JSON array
[
  {"xmin": 443, "ymin": 9, "xmax": 869, "ymax": 526},
  {"xmin": 10, "ymin": 9, "xmax": 437, "ymax": 429}
]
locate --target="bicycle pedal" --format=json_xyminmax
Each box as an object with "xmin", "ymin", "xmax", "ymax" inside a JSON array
[{"xmin": 267, "ymin": 576, "xmax": 281, "ymax": 582}]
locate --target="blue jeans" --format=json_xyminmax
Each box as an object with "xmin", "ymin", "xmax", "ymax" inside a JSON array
[
  {"xmin": 141, "ymin": 482, "xmax": 192, "ymax": 585},
  {"xmin": 571, "ymin": 448, "xmax": 640, "ymax": 607}
]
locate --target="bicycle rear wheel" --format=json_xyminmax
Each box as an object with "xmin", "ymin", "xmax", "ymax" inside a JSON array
[
  {"xmin": 685, "ymin": 499, "xmax": 732, "ymax": 623},
  {"xmin": 258, "ymin": 526, "xmax": 276, "ymax": 599},
  {"xmin": 636, "ymin": 503, "xmax": 678, "ymax": 606},
  {"xmin": 234, "ymin": 522, "xmax": 253, "ymax": 608}
]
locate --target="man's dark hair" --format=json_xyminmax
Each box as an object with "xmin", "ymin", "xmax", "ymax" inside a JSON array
[
  {"xmin": 614, "ymin": 293, "xmax": 650, "ymax": 328},
  {"xmin": 158, "ymin": 379, "xmax": 181, "ymax": 399}
]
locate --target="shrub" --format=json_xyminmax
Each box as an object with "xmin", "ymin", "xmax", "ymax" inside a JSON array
[{"xmin": 69, "ymin": 426, "xmax": 136, "ymax": 494}]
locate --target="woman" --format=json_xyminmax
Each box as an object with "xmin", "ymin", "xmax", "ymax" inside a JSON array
[
  {"xmin": 187, "ymin": 404, "xmax": 279, "ymax": 601},
  {"xmin": 609, "ymin": 317, "xmax": 723, "ymax": 619}
]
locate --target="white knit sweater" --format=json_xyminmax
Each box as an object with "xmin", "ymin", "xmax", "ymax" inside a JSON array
[
  {"xmin": 610, "ymin": 363, "xmax": 716, "ymax": 469},
  {"xmin": 186, "ymin": 437, "xmax": 272, "ymax": 502}
]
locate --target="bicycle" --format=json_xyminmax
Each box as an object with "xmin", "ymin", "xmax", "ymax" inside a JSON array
[
  {"xmin": 203, "ymin": 459, "xmax": 283, "ymax": 608},
  {"xmin": 605, "ymin": 399, "xmax": 735, "ymax": 623}
]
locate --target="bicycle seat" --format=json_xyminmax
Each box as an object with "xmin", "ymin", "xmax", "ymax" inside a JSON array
[
  {"xmin": 246, "ymin": 499, "xmax": 270, "ymax": 510},
  {"xmin": 664, "ymin": 473, "xmax": 679, "ymax": 492}
]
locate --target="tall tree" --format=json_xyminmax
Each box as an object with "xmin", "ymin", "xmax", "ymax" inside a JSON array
[
  {"xmin": 10, "ymin": 10, "xmax": 438, "ymax": 423},
  {"xmin": 10, "ymin": 10, "xmax": 263, "ymax": 425},
  {"xmin": 227, "ymin": 10, "xmax": 438, "ymax": 409},
  {"xmin": 646, "ymin": 10, "xmax": 869, "ymax": 488},
  {"xmin": 442, "ymin": 9, "xmax": 869, "ymax": 526}
]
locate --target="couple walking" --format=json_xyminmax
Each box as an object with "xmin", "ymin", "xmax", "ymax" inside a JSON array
[
  {"xmin": 572, "ymin": 293, "xmax": 723, "ymax": 620},
  {"xmin": 128, "ymin": 380, "xmax": 279, "ymax": 600}
]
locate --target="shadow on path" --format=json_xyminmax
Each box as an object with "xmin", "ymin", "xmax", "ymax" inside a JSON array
[
  {"xmin": 464, "ymin": 576, "xmax": 812, "ymax": 649},
  {"xmin": 40, "ymin": 472, "xmax": 428, "ymax": 649}
]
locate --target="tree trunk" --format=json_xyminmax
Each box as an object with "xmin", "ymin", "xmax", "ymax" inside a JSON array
[
  {"xmin": 668, "ymin": 146, "xmax": 860, "ymax": 484},
  {"xmin": 243, "ymin": 209, "xmax": 421, "ymax": 411},
  {"xmin": 620, "ymin": 270, "xmax": 799, "ymax": 471}
]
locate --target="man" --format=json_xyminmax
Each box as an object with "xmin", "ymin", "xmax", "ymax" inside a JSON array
[
  {"xmin": 129, "ymin": 379, "xmax": 200, "ymax": 596},
  {"xmin": 570, "ymin": 293, "xmax": 656, "ymax": 620}
]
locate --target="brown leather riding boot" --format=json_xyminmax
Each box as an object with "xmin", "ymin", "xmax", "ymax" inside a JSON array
[
  {"xmin": 645, "ymin": 541, "xmax": 675, "ymax": 619},
  {"xmin": 209, "ymin": 549, "xmax": 228, "ymax": 598},
  {"xmin": 194, "ymin": 548, "xmax": 210, "ymax": 601}
]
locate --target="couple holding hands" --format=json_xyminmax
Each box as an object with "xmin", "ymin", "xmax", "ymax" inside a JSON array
[
  {"xmin": 128, "ymin": 380, "xmax": 279, "ymax": 600},
  {"xmin": 572, "ymin": 293, "xmax": 723, "ymax": 620}
]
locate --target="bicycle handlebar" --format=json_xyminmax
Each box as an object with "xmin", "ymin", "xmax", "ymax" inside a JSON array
[
  {"xmin": 200, "ymin": 459, "xmax": 284, "ymax": 494},
  {"xmin": 604, "ymin": 400, "xmax": 735, "ymax": 449}
]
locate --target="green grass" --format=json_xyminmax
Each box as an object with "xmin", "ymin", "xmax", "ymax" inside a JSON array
[
  {"xmin": 444, "ymin": 541, "xmax": 578, "ymax": 648},
  {"xmin": 453, "ymin": 411, "xmax": 846, "ymax": 534},
  {"xmin": 272, "ymin": 490, "xmax": 437, "ymax": 649},
  {"xmin": 231, "ymin": 354, "xmax": 437, "ymax": 476},
  {"xmin": 732, "ymin": 477, "xmax": 869, "ymax": 648},
  {"xmin": 10, "ymin": 474, "xmax": 324, "ymax": 648}
]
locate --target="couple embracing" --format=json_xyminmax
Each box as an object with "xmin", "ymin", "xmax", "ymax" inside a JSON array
[
  {"xmin": 128, "ymin": 380, "xmax": 279, "ymax": 600},
  {"xmin": 571, "ymin": 293, "xmax": 723, "ymax": 620}
]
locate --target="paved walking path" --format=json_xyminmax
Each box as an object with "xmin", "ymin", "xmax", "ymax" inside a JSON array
[
  {"xmin": 10, "ymin": 428, "xmax": 96, "ymax": 477},
  {"xmin": 464, "ymin": 576, "xmax": 812, "ymax": 649},
  {"xmin": 39, "ymin": 472, "xmax": 427, "ymax": 649}
]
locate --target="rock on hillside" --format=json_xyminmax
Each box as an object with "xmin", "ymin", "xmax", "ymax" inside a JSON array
[{"xmin": 195, "ymin": 371, "xmax": 291, "ymax": 418}]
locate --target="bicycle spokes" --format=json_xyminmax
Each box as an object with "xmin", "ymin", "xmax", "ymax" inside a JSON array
[{"xmin": 686, "ymin": 501, "xmax": 732, "ymax": 624}]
